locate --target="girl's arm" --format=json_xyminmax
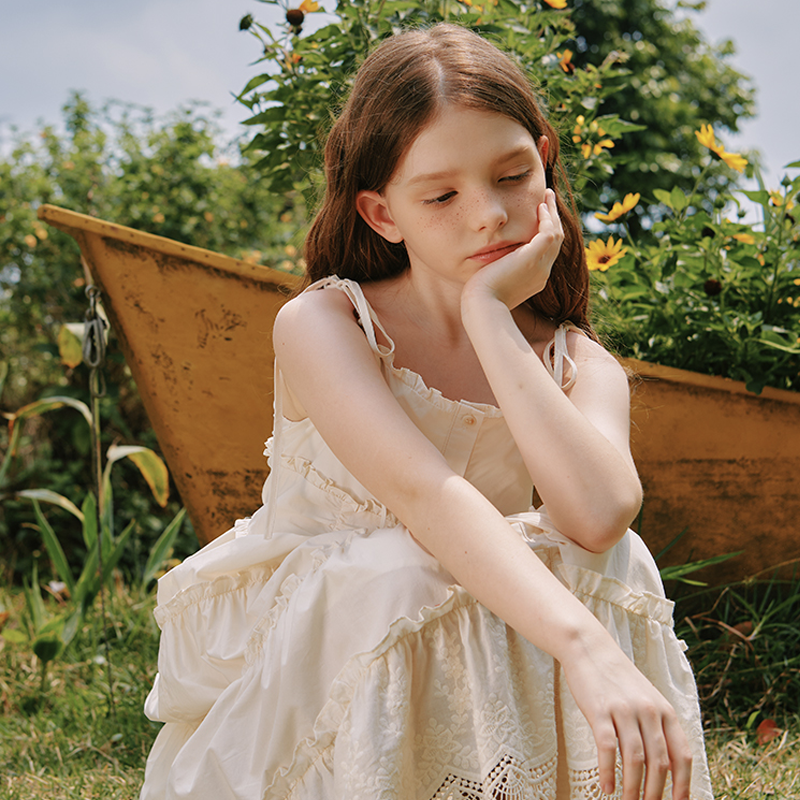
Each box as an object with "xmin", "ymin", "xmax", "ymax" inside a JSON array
[
  {"xmin": 461, "ymin": 189, "xmax": 642, "ymax": 552},
  {"xmin": 273, "ymin": 289, "xmax": 691, "ymax": 800}
]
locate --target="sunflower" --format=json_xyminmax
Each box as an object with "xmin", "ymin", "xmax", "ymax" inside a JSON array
[
  {"xmin": 585, "ymin": 236, "xmax": 627, "ymax": 271},
  {"xmin": 595, "ymin": 192, "xmax": 641, "ymax": 223},
  {"xmin": 695, "ymin": 124, "xmax": 748, "ymax": 173}
]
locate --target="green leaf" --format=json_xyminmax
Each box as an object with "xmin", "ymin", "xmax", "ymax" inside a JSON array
[
  {"xmin": 57, "ymin": 324, "xmax": 83, "ymax": 368},
  {"xmin": 669, "ymin": 186, "xmax": 688, "ymax": 212},
  {"xmin": 142, "ymin": 507, "xmax": 187, "ymax": 587},
  {"xmin": 107, "ymin": 445, "xmax": 169, "ymax": 507},
  {"xmin": 659, "ymin": 551, "xmax": 741, "ymax": 583},
  {"xmin": 30, "ymin": 500, "xmax": 76, "ymax": 596},
  {"xmin": 23, "ymin": 564, "xmax": 46, "ymax": 632},
  {"xmin": 741, "ymin": 189, "xmax": 770, "ymax": 205},
  {"xmin": 9, "ymin": 396, "xmax": 92, "ymax": 427},
  {"xmin": 17, "ymin": 489, "xmax": 84, "ymax": 522},
  {"xmin": 1, "ymin": 629, "xmax": 27, "ymax": 645},
  {"xmin": 81, "ymin": 493, "xmax": 98, "ymax": 550},
  {"xmin": 653, "ymin": 189, "xmax": 673, "ymax": 209},
  {"xmin": 33, "ymin": 635, "xmax": 63, "ymax": 664},
  {"xmin": 784, "ymin": 160, "xmax": 800, "ymax": 169}
]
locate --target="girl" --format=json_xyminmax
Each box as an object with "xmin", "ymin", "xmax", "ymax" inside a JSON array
[{"xmin": 141, "ymin": 24, "xmax": 712, "ymax": 800}]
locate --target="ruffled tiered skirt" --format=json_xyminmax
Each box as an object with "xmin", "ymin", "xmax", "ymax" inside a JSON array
[{"xmin": 141, "ymin": 513, "xmax": 713, "ymax": 800}]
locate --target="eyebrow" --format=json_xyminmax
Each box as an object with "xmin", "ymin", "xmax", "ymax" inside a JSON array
[{"xmin": 406, "ymin": 145, "xmax": 535, "ymax": 186}]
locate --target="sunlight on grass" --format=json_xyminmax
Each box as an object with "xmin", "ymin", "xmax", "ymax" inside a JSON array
[{"xmin": 1, "ymin": 578, "xmax": 798, "ymax": 798}]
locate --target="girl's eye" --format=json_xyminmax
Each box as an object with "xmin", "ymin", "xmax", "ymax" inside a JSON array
[
  {"xmin": 422, "ymin": 191, "xmax": 456, "ymax": 206},
  {"xmin": 500, "ymin": 170, "xmax": 531, "ymax": 184}
]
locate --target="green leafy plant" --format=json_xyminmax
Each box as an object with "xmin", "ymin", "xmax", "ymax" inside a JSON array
[
  {"xmin": 237, "ymin": 0, "xmax": 640, "ymax": 211},
  {"xmin": 1, "ymin": 396, "xmax": 185, "ymax": 690},
  {"xmin": 588, "ymin": 148, "xmax": 800, "ymax": 393}
]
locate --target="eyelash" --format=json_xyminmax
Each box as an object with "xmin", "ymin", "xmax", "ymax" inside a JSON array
[{"xmin": 422, "ymin": 171, "xmax": 531, "ymax": 205}]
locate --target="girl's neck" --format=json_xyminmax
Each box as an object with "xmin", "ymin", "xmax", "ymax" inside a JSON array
[{"xmin": 376, "ymin": 268, "xmax": 470, "ymax": 347}]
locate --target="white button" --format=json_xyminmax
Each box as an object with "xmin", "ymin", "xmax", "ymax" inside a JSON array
[{"xmin": 463, "ymin": 415, "xmax": 476, "ymax": 426}]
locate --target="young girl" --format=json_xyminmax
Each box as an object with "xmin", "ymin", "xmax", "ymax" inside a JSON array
[{"xmin": 141, "ymin": 24, "xmax": 712, "ymax": 800}]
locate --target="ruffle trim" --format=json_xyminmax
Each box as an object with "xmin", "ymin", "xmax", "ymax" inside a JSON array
[
  {"xmin": 153, "ymin": 564, "xmax": 276, "ymax": 627},
  {"xmin": 386, "ymin": 361, "xmax": 506, "ymax": 418},
  {"xmin": 557, "ymin": 562, "xmax": 675, "ymax": 628},
  {"xmin": 263, "ymin": 451, "xmax": 400, "ymax": 530}
]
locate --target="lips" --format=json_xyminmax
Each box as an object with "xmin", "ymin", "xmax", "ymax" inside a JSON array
[{"xmin": 468, "ymin": 242, "xmax": 523, "ymax": 264}]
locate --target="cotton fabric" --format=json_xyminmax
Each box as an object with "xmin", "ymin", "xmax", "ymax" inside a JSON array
[{"xmin": 141, "ymin": 276, "xmax": 713, "ymax": 800}]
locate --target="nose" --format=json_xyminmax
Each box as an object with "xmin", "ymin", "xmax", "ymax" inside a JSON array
[{"xmin": 469, "ymin": 189, "xmax": 508, "ymax": 233}]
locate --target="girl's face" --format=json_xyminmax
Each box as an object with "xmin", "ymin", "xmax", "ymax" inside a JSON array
[{"xmin": 357, "ymin": 104, "xmax": 549, "ymax": 285}]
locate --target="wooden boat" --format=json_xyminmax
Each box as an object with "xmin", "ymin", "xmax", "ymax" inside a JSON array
[
  {"xmin": 38, "ymin": 204, "xmax": 301, "ymax": 545},
  {"xmin": 39, "ymin": 205, "xmax": 800, "ymax": 584}
]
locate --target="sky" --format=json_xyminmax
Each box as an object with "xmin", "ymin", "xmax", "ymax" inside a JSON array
[{"xmin": 1, "ymin": 0, "xmax": 797, "ymax": 193}]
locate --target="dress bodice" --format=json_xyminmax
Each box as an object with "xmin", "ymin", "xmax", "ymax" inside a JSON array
[{"xmin": 253, "ymin": 277, "xmax": 576, "ymax": 539}]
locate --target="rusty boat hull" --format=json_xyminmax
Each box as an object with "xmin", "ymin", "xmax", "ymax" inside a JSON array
[{"xmin": 39, "ymin": 205, "xmax": 800, "ymax": 583}]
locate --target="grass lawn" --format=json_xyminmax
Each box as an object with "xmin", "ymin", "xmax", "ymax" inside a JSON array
[{"xmin": 1, "ymin": 579, "xmax": 798, "ymax": 798}]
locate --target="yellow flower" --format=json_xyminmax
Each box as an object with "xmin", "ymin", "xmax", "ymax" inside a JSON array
[
  {"xmin": 718, "ymin": 149, "xmax": 747, "ymax": 173},
  {"xmin": 595, "ymin": 192, "xmax": 641, "ymax": 223},
  {"xmin": 592, "ymin": 139, "xmax": 614, "ymax": 156},
  {"xmin": 694, "ymin": 124, "xmax": 747, "ymax": 173},
  {"xmin": 543, "ymin": 0, "xmax": 567, "ymax": 7},
  {"xmin": 732, "ymin": 233, "xmax": 755, "ymax": 245},
  {"xmin": 557, "ymin": 49, "xmax": 575, "ymax": 74},
  {"xmin": 695, "ymin": 124, "xmax": 716, "ymax": 150},
  {"xmin": 299, "ymin": 0, "xmax": 319, "ymax": 11},
  {"xmin": 585, "ymin": 236, "xmax": 627, "ymax": 271},
  {"xmin": 34, "ymin": 226, "xmax": 48, "ymax": 240},
  {"xmin": 769, "ymin": 190, "xmax": 795, "ymax": 211},
  {"xmin": 24, "ymin": 234, "xmax": 37, "ymax": 248}
]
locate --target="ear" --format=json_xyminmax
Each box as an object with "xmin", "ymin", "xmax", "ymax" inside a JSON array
[
  {"xmin": 537, "ymin": 135, "xmax": 550, "ymax": 167},
  {"xmin": 356, "ymin": 190, "xmax": 404, "ymax": 244}
]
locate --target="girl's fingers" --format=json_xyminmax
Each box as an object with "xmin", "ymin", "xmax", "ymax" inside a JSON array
[
  {"xmin": 664, "ymin": 715, "xmax": 693, "ymax": 800},
  {"xmin": 618, "ymin": 721, "xmax": 646, "ymax": 800},
  {"xmin": 593, "ymin": 722, "xmax": 619, "ymax": 796},
  {"xmin": 640, "ymin": 716, "xmax": 671, "ymax": 800}
]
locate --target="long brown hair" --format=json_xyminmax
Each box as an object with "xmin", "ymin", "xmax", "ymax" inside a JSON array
[{"xmin": 304, "ymin": 24, "xmax": 594, "ymax": 334}]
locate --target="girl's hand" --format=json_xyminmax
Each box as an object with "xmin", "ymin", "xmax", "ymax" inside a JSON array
[
  {"xmin": 464, "ymin": 188, "xmax": 564, "ymax": 310},
  {"xmin": 561, "ymin": 638, "xmax": 693, "ymax": 800}
]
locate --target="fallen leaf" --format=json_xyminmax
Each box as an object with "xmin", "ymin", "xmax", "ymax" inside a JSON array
[{"xmin": 757, "ymin": 718, "xmax": 781, "ymax": 745}]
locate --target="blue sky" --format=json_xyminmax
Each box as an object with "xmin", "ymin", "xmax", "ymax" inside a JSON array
[{"xmin": 1, "ymin": 0, "xmax": 797, "ymax": 191}]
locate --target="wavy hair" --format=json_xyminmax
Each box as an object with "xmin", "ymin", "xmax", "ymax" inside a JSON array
[{"xmin": 303, "ymin": 24, "xmax": 593, "ymax": 333}]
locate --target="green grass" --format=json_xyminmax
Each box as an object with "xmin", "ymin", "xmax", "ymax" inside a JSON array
[
  {"xmin": 1, "ymin": 575, "xmax": 798, "ymax": 799},
  {"xmin": 0, "ymin": 584, "xmax": 160, "ymax": 799}
]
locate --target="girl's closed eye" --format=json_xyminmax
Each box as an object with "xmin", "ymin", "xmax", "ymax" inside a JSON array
[
  {"xmin": 500, "ymin": 169, "xmax": 531, "ymax": 184},
  {"xmin": 422, "ymin": 191, "xmax": 457, "ymax": 206}
]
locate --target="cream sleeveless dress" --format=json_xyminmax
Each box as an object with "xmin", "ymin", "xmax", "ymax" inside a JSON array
[{"xmin": 141, "ymin": 277, "xmax": 713, "ymax": 800}]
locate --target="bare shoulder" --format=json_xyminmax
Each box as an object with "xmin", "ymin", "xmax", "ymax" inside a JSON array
[
  {"xmin": 566, "ymin": 330, "xmax": 623, "ymax": 372},
  {"xmin": 274, "ymin": 283, "xmax": 356, "ymax": 341},
  {"xmin": 564, "ymin": 330, "xmax": 631, "ymax": 413}
]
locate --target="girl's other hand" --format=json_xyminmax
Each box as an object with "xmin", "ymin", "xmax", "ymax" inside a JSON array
[
  {"xmin": 562, "ymin": 638, "xmax": 693, "ymax": 800},
  {"xmin": 464, "ymin": 188, "xmax": 564, "ymax": 311}
]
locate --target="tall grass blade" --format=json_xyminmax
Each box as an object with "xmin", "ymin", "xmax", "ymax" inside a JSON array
[
  {"xmin": 142, "ymin": 507, "xmax": 186, "ymax": 588},
  {"xmin": 30, "ymin": 499, "xmax": 76, "ymax": 596},
  {"xmin": 16, "ymin": 489, "xmax": 84, "ymax": 522}
]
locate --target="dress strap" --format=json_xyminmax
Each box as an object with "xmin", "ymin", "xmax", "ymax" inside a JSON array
[
  {"xmin": 544, "ymin": 322, "xmax": 579, "ymax": 391},
  {"xmin": 302, "ymin": 276, "xmax": 396, "ymax": 360},
  {"xmin": 261, "ymin": 276, "xmax": 392, "ymax": 539}
]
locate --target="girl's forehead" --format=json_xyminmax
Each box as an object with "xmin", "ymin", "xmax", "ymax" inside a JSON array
[{"xmin": 392, "ymin": 107, "xmax": 537, "ymax": 183}]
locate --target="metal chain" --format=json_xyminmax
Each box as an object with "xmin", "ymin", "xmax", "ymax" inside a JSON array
[{"xmin": 83, "ymin": 285, "xmax": 115, "ymax": 717}]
